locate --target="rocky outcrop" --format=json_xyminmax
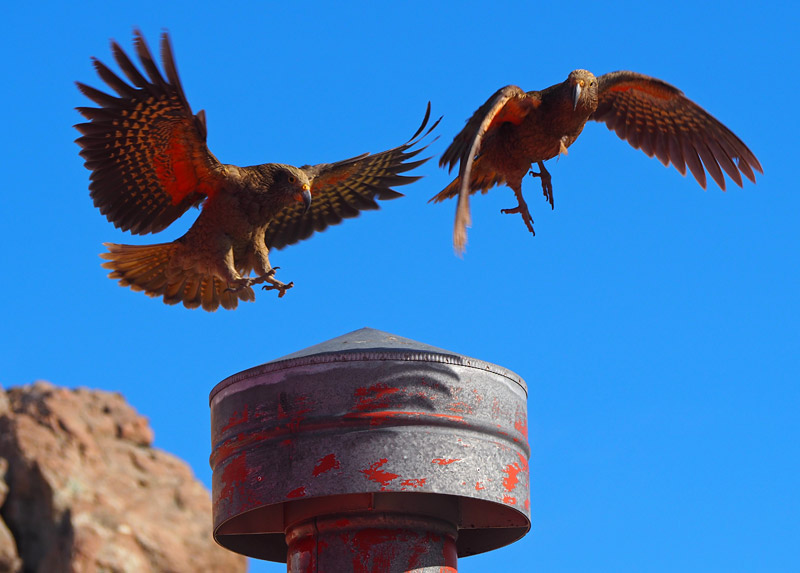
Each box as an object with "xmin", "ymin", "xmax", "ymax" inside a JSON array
[{"xmin": 0, "ymin": 381, "xmax": 246, "ymax": 573}]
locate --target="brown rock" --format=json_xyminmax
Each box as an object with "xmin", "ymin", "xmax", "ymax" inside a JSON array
[
  {"xmin": 0, "ymin": 458, "xmax": 22, "ymax": 573},
  {"xmin": 0, "ymin": 382, "xmax": 246, "ymax": 573}
]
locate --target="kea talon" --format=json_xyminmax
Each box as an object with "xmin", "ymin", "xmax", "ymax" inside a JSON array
[
  {"xmin": 262, "ymin": 280, "xmax": 294, "ymax": 298},
  {"xmin": 528, "ymin": 161, "xmax": 554, "ymax": 209},
  {"xmin": 247, "ymin": 268, "xmax": 293, "ymax": 297},
  {"xmin": 500, "ymin": 204, "xmax": 536, "ymax": 236},
  {"xmin": 225, "ymin": 267, "xmax": 283, "ymax": 293},
  {"xmin": 247, "ymin": 267, "xmax": 280, "ymax": 287}
]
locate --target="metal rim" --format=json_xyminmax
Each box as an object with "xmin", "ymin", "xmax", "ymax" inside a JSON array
[{"xmin": 210, "ymin": 350, "xmax": 527, "ymax": 403}]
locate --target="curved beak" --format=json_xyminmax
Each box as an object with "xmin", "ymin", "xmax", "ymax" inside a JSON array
[
  {"xmin": 572, "ymin": 82, "xmax": 582, "ymax": 110},
  {"xmin": 299, "ymin": 184, "xmax": 312, "ymax": 213}
]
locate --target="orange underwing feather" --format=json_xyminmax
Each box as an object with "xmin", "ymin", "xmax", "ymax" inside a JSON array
[
  {"xmin": 75, "ymin": 30, "xmax": 224, "ymax": 235},
  {"xmin": 487, "ymin": 95, "xmax": 536, "ymax": 130}
]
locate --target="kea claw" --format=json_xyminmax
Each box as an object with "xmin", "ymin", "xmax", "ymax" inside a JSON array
[
  {"xmin": 262, "ymin": 281, "xmax": 294, "ymax": 298},
  {"xmin": 226, "ymin": 267, "xmax": 293, "ymax": 298},
  {"xmin": 500, "ymin": 203, "xmax": 536, "ymax": 236},
  {"xmin": 529, "ymin": 161, "xmax": 554, "ymax": 209}
]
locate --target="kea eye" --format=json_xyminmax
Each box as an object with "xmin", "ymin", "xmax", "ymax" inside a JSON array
[{"xmin": 288, "ymin": 175, "xmax": 297, "ymax": 184}]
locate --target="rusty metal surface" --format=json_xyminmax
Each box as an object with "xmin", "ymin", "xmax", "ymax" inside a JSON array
[
  {"xmin": 286, "ymin": 513, "xmax": 458, "ymax": 573},
  {"xmin": 209, "ymin": 327, "xmax": 530, "ymax": 563}
]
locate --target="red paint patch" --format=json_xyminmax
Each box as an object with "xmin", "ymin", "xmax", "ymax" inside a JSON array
[
  {"xmin": 475, "ymin": 481, "xmax": 485, "ymax": 491},
  {"xmin": 287, "ymin": 486, "xmax": 306, "ymax": 499},
  {"xmin": 448, "ymin": 401, "xmax": 474, "ymax": 414},
  {"xmin": 360, "ymin": 459, "xmax": 400, "ymax": 488},
  {"xmin": 503, "ymin": 495, "xmax": 517, "ymax": 505},
  {"xmin": 345, "ymin": 410, "xmax": 465, "ymax": 427},
  {"xmin": 313, "ymin": 453, "xmax": 341, "ymax": 476},
  {"xmin": 502, "ymin": 462, "xmax": 523, "ymax": 492},
  {"xmin": 220, "ymin": 405, "xmax": 248, "ymax": 433},
  {"xmin": 350, "ymin": 528, "xmax": 399, "ymax": 573},
  {"xmin": 353, "ymin": 383, "xmax": 402, "ymax": 412},
  {"xmin": 514, "ymin": 414, "xmax": 528, "ymax": 439},
  {"xmin": 219, "ymin": 451, "xmax": 247, "ymax": 503},
  {"xmin": 400, "ymin": 478, "xmax": 427, "ymax": 489},
  {"xmin": 432, "ymin": 458, "xmax": 460, "ymax": 466},
  {"xmin": 291, "ymin": 535, "xmax": 315, "ymax": 554}
]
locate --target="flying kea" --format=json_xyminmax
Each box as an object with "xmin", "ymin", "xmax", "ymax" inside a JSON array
[
  {"xmin": 431, "ymin": 70, "xmax": 762, "ymax": 252},
  {"xmin": 75, "ymin": 30, "xmax": 437, "ymax": 310}
]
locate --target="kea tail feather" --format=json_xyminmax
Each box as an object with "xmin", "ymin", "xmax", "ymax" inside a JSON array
[{"xmin": 100, "ymin": 242, "xmax": 251, "ymax": 311}]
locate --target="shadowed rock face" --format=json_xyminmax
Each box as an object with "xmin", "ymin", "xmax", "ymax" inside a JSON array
[{"xmin": 0, "ymin": 381, "xmax": 246, "ymax": 573}]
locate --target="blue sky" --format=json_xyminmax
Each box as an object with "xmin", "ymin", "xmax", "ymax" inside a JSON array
[{"xmin": 2, "ymin": 1, "xmax": 797, "ymax": 571}]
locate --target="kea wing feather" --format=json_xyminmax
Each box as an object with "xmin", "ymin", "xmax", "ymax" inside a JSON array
[
  {"xmin": 265, "ymin": 104, "xmax": 439, "ymax": 250},
  {"xmin": 75, "ymin": 30, "xmax": 225, "ymax": 235},
  {"xmin": 591, "ymin": 71, "xmax": 762, "ymax": 191}
]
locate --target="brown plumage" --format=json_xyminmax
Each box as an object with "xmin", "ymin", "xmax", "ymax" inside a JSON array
[
  {"xmin": 75, "ymin": 30, "xmax": 437, "ymax": 310},
  {"xmin": 432, "ymin": 70, "xmax": 763, "ymax": 252}
]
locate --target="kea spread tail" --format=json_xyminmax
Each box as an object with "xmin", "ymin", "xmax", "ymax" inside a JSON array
[{"xmin": 100, "ymin": 242, "xmax": 254, "ymax": 311}]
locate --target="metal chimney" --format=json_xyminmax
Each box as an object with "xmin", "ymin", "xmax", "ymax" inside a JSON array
[{"xmin": 209, "ymin": 327, "xmax": 530, "ymax": 571}]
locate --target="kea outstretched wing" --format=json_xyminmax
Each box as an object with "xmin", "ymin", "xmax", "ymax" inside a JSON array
[
  {"xmin": 75, "ymin": 30, "xmax": 226, "ymax": 235},
  {"xmin": 264, "ymin": 104, "xmax": 439, "ymax": 250},
  {"xmin": 591, "ymin": 71, "xmax": 762, "ymax": 190},
  {"xmin": 439, "ymin": 86, "xmax": 537, "ymax": 252}
]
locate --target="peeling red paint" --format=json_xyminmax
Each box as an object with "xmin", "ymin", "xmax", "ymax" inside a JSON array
[
  {"xmin": 491, "ymin": 396, "xmax": 502, "ymax": 417},
  {"xmin": 502, "ymin": 462, "xmax": 523, "ymax": 492},
  {"xmin": 313, "ymin": 453, "xmax": 341, "ymax": 476},
  {"xmin": 219, "ymin": 451, "xmax": 247, "ymax": 502},
  {"xmin": 277, "ymin": 393, "xmax": 313, "ymax": 432},
  {"xmin": 287, "ymin": 486, "xmax": 306, "ymax": 499},
  {"xmin": 351, "ymin": 528, "xmax": 399, "ymax": 573},
  {"xmin": 503, "ymin": 495, "xmax": 517, "ymax": 505},
  {"xmin": 400, "ymin": 478, "xmax": 426, "ymax": 489},
  {"xmin": 288, "ymin": 534, "xmax": 315, "ymax": 559},
  {"xmin": 406, "ymin": 531, "xmax": 450, "ymax": 569},
  {"xmin": 514, "ymin": 412, "xmax": 529, "ymax": 439},
  {"xmin": 220, "ymin": 405, "xmax": 248, "ymax": 433},
  {"xmin": 447, "ymin": 401, "xmax": 474, "ymax": 414},
  {"xmin": 354, "ymin": 383, "xmax": 402, "ymax": 411},
  {"xmin": 407, "ymin": 536, "xmax": 429, "ymax": 569},
  {"xmin": 360, "ymin": 459, "xmax": 400, "ymax": 488},
  {"xmin": 431, "ymin": 458, "xmax": 459, "ymax": 466},
  {"xmin": 475, "ymin": 481, "xmax": 485, "ymax": 491},
  {"xmin": 344, "ymin": 410, "xmax": 465, "ymax": 427},
  {"xmin": 524, "ymin": 498, "xmax": 530, "ymax": 511},
  {"xmin": 217, "ymin": 451, "xmax": 259, "ymax": 512},
  {"xmin": 517, "ymin": 451, "xmax": 530, "ymax": 471}
]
